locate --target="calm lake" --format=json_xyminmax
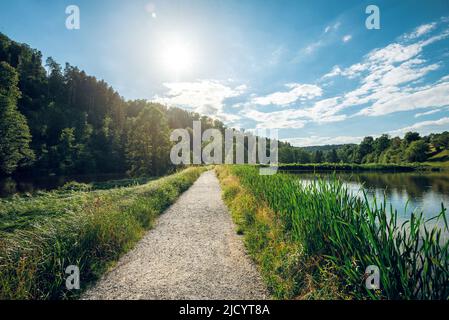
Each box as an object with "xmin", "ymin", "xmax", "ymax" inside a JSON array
[
  {"xmin": 292, "ymin": 171, "xmax": 449, "ymax": 220},
  {"xmin": 0, "ymin": 173, "xmax": 129, "ymax": 197}
]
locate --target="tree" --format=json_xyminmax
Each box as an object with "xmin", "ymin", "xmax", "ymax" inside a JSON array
[
  {"xmin": 431, "ymin": 132, "xmax": 449, "ymax": 151},
  {"xmin": 0, "ymin": 62, "xmax": 34, "ymax": 175},
  {"xmin": 279, "ymin": 146, "xmax": 295, "ymax": 163},
  {"xmin": 337, "ymin": 145, "xmax": 356, "ymax": 163},
  {"xmin": 404, "ymin": 132, "xmax": 420, "ymax": 145},
  {"xmin": 46, "ymin": 57, "xmax": 65, "ymax": 102},
  {"xmin": 358, "ymin": 136, "xmax": 374, "ymax": 160},
  {"xmin": 57, "ymin": 127, "xmax": 77, "ymax": 172},
  {"xmin": 296, "ymin": 149, "xmax": 311, "ymax": 163},
  {"xmin": 326, "ymin": 149, "xmax": 339, "ymax": 163},
  {"xmin": 313, "ymin": 150, "xmax": 324, "ymax": 163},
  {"xmin": 406, "ymin": 140, "xmax": 429, "ymax": 162},
  {"xmin": 374, "ymin": 134, "xmax": 391, "ymax": 153},
  {"xmin": 126, "ymin": 105, "xmax": 171, "ymax": 176}
]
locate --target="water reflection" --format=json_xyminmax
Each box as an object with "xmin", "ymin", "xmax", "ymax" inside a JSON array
[
  {"xmin": 0, "ymin": 173, "xmax": 130, "ymax": 197},
  {"xmin": 293, "ymin": 172, "xmax": 449, "ymax": 219}
]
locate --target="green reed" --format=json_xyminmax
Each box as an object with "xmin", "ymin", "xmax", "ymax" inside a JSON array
[{"xmin": 229, "ymin": 165, "xmax": 449, "ymax": 299}]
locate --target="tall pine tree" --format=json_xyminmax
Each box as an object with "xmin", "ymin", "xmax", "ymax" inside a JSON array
[{"xmin": 0, "ymin": 61, "xmax": 34, "ymax": 175}]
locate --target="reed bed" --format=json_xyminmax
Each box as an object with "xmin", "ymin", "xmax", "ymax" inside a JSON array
[{"xmin": 218, "ymin": 165, "xmax": 449, "ymax": 299}]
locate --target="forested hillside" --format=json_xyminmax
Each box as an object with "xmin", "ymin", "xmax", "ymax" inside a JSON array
[
  {"xmin": 0, "ymin": 33, "xmax": 231, "ymax": 176},
  {"xmin": 279, "ymin": 132, "xmax": 449, "ymax": 165}
]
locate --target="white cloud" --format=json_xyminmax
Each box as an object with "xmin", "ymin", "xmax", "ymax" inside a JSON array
[
  {"xmin": 286, "ymin": 135, "xmax": 363, "ymax": 147},
  {"xmin": 368, "ymin": 42, "xmax": 423, "ymax": 64},
  {"xmin": 234, "ymin": 84, "xmax": 248, "ymax": 92},
  {"xmin": 243, "ymin": 19, "xmax": 449, "ymax": 134},
  {"xmin": 239, "ymin": 95, "xmax": 345, "ymax": 130},
  {"xmin": 325, "ymin": 39, "xmax": 438, "ymax": 81},
  {"xmin": 322, "ymin": 63, "xmax": 367, "ymax": 79},
  {"xmin": 359, "ymin": 82, "xmax": 449, "ymax": 116},
  {"xmin": 317, "ymin": 19, "xmax": 449, "ymax": 120},
  {"xmin": 298, "ymin": 21, "xmax": 342, "ymax": 58},
  {"xmin": 305, "ymin": 97, "xmax": 347, "ymax": 123},
  {"xmin": 380, "ymin": 59, "xmax": 439, "ymax": 87},
  {"xmin": 269, "ymin": 46, "xmax": 285, "ymax": 65},
  {"xmin": 153, "ymin": 79, "xmax": 246, "ymax": 122},
  {"xmin": 324, "ymin": 22, "xmax": 340, "ymax": 34},
  {"xmin": 342, "ymin": 35, "xmax": 352, "ymax": 43},
  {"xmin": 415, "ymin": 109, "xmax": 441, "ymax": 118},
  {"xmin": 303, "ymin": 40, "xmax": 324, "ymax": 54},
  {"xmin": 405, "ymin": 22, "xmax": 437, "ymax": 39},
  {"xmin": 154, "ymin": 19, "xmax": 449, "ymax": 133},
  {"xmin": 322, "ymin": 65, "xmax": 342, "ymax": 78},
  {"xmin": 251, "ymin": 83, "xmax": 322, "ymax": 106},
  {"xmin": 388, "ymin": 117, "xmax": 449, "ymax": 136},
  {"xmin": 241, "ymin": 108, "xmax": 308, "ymax": 129},
  {"xmin": 437, "ymin": 75, "xmax": 449, "ymax": 83}
]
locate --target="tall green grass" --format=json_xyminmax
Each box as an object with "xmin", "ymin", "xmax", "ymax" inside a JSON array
[
  {"xmin": 220, "ymin": 165, "xmax": 449, "ymax": 299},
  {"xmin": 0, "ymin": 167, "xmax": 206, "ymax": 300}
]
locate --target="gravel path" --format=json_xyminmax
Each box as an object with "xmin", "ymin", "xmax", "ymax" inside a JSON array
[{"xmin": 82, "ymin": 170, "xmax": 268, "ymax": 300}]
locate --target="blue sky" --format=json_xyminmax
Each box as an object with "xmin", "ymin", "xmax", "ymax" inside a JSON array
[{"xmin": 1, "ymin": 0, "xmax": 449, "ymax": 146}]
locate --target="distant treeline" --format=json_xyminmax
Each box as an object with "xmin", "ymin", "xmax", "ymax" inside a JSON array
[{"xmin": 279, "ymin": 132, "xmax": 449, "ymax": 165}]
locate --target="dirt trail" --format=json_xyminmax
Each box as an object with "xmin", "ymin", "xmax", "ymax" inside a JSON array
[{"xmin": 82, "ymin": 170, "xmax": 268, "ymax": 300}]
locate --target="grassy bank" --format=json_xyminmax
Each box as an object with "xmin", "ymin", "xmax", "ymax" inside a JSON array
[
  {"xmin": 216, "ymin": 165, "xmax": 449, "ymax": 299},
  {"xmin": 0, "ymin": 166, "xmax": 206, "ymax": 299},
  {"xmin": 276, "ymin": 163, "xmax": 442, "ymax": 172}
]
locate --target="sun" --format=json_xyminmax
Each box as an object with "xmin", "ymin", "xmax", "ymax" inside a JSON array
[{"xmin": 161, "ymin": 39, "xmax": 194, "ymax": 75}]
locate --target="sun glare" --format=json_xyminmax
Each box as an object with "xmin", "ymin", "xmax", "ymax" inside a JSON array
[{"xmin": 161, "ymin": 39, "xmax": 194, "ymax": 75}]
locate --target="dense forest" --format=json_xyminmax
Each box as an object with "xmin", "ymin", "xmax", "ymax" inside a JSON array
[{"xmin": 1, "ymin": 32, "xmax": 448, "ymax": 178}]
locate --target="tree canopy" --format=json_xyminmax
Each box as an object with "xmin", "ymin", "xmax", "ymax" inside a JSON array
[{"xmin": 0, "ymin": 61, "xmax": 34, "ymax": 175}]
